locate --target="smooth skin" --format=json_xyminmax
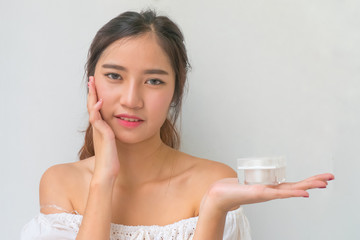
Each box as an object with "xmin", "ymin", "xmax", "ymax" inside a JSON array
[{"xmin": 39, "ymin": 33, "xmax": 334, "ymax": 240}]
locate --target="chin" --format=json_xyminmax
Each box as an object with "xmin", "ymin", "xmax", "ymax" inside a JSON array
[
  {"xmin": 114, "ymin": 135, "xmax": 142, "ymax": 145},
  {"xmin": 114, "ymin": 132, "xmax": 159, "ymax": 146}
]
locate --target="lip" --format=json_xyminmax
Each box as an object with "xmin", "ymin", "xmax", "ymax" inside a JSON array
[
  {"xmin": 115, "ymin": 114, "xmax": 144, "ymax": 120},
  {"xmin": 115, "ymin": 114, "xmax": 144, "ymax": 128}
]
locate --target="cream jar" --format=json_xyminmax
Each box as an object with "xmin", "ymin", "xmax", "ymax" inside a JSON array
[{"xmin": 237, "ymin": 157, "xmax": 286, "ymax": 185}]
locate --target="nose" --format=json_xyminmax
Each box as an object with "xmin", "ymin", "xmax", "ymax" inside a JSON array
[{"xmin": 120, "ymin": 81, "xmax": 144, "ymax": 110}]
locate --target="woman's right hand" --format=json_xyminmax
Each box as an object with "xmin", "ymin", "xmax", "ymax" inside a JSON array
[
  {"xmin": 76, "ymin": 76, "xmax": 120, "ymax": 240},
  {"xmin": 87, "ymin": 76, "xmax": 120, "ymax": 182}
]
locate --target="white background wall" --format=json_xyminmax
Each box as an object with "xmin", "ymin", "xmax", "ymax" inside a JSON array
[{"xmin": 1, "ymin": 0, "xmax": 359, "ymax": 239}]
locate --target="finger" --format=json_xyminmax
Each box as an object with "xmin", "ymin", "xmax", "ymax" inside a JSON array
[
  {"xmin": 277, "ymin": 180, "xmax": 327, "ymax": 190},
  {"xmin": 305, "ymin": 173, "xmax": 334, "ymax": 182},
  {"xmin": 87, "ymin": 76, "xmax": 99, "ymax": 111},
  {"xmin": 87, "ymin": 76, "xmax": 104, "ymax": 124},
  {"xmin": 274, "ymin": 173, "xmax": 334, "ymax": 190},
  {"xmin": 89, "ymin": 99, "xmax": 103, "ymax": 124}
]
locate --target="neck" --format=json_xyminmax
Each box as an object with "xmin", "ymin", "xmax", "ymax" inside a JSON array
[{"xmin": 114, "ymin": 135, "xmax": 175, "ymax": 188}]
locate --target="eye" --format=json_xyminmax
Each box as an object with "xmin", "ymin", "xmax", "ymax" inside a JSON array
[
  {"xmin": 146, "ymin": 79, "xmax": 164, "ymax": 85},
  {"xmin": 105, "ymin": 73, "xmax": 122, "ymax": 80}
]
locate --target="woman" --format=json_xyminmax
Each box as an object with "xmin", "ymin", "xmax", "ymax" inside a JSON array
[{"xmin": 21, "ymin": 10, "xmax": 334, "ymax": 240}]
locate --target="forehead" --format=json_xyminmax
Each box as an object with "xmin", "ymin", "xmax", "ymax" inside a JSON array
[{"xmin": 98, "ymin": 33, "xmax": 174, "ymax": 74}]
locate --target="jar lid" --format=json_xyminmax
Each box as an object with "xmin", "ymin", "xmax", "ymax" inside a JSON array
[{"xmin": 237, "ymin": 157, "xmax": 286, "ymax": 169}]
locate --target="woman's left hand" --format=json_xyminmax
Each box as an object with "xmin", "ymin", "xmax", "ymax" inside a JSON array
[{"xmin": 200, "ymin": 173, "xmax": 334, "ymax": 214}]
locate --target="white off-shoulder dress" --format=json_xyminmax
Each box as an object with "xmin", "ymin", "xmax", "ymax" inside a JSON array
[{"xmin": 21, "ymin": 207, "xmax": 251, "ymax": 240}]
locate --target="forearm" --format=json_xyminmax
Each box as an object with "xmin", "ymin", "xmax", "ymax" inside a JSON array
[
  {"xmin": 76, "ymin": 177, "xmax": 115, "ymax": 240},
  {"xmin": 193, "ymin": 202, "xmax": 227, "ymax": 240}
]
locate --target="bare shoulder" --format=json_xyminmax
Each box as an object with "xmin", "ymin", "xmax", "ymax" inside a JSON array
[
  {"xmin": 178, "ymin": 152, "xmax": 237, "ymax": 181},
  {"xmin": 195, "ymin": 158, "xmax": 237, "ymax": 180},
  {"xmin": 175, "ymin": 152, "xmax": 237, "ymax": 215},
  {"xmin": 39, "ymin": 157, "xmax": 94, "ymax": 214}
]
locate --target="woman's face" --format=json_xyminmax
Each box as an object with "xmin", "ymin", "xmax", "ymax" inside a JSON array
[{"xmin": 93, "ymin": 33, "xmax": 175, "ymax": 145}]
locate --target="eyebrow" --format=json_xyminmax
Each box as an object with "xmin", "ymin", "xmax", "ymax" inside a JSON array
[{"xmin": 102, "ymin": 64, "xmax": 169, "ymax": 75}]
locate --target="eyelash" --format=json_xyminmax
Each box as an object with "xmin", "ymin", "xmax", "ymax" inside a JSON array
[
  {"xmin": 105, "ymin": 73, "xmax": 121, "ymax": 80},
  {"xmin": 105, "ymin": 73, "xmax": 164, "ymax": 86},
  {"xmin": 146, "ymin": 79, "xmax": 165, "ymax": 85}
]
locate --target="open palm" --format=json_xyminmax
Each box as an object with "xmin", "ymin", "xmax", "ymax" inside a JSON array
[{"xmin": 203, "ymin": 173, "xmax": 334, "ymax": 212}]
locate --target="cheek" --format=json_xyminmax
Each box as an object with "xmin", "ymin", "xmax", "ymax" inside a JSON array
[
  {"xmin": 94, "ymin": 83, "xmax": 106, "ymax": 100},
  {"xmin": 93, "ymin": 73, "xmax": 106, "ymax": 99},
  {"xmin": 93, "ymin": 80, "xmax": 116, "ymax": 118},
  {"xmin": 93, "ymin": 76, "xmax": 115, "ymax": 102},
  {"xmin": 148, "ymin": 92, "xmax": 174, "ymax": 118}
]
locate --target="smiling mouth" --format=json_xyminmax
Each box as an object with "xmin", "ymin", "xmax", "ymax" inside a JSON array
[{"xmin": 118, "ymin": 117, "xmax": 142, "ymax": 122}]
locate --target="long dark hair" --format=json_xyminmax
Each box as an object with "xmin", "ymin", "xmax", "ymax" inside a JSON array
[{"xmin": 78, "ymin": 10, "xmax": 190, "ymax": 160}]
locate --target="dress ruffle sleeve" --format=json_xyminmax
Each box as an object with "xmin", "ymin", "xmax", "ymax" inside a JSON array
[
  {"xmin": 21, "ymin": 213, "xmax": 79, "ymax": 240},
  {"xmin": 20, "ymin": 207, "xmax": 251, "ymax": 240},
  {"xmin": 223, "ymin": 207, "xmax": 252, "ymax": 240}
]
